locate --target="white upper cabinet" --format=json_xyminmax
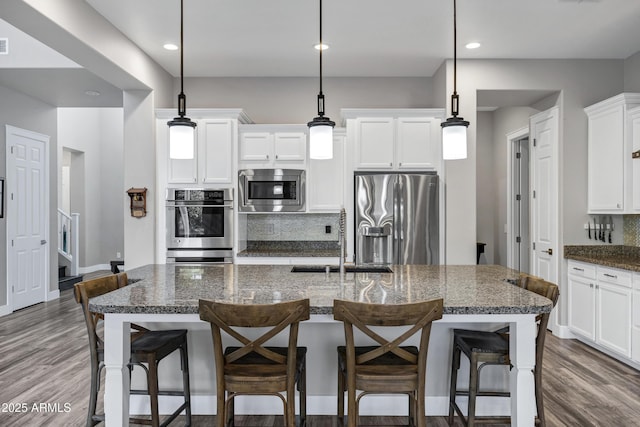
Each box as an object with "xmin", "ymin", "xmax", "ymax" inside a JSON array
[
  {"xmin": 239, "ymin": 125, "xmax": 307, "ymax": 168},
  {"xmin": 585, "ymin": 93, "xmax": 640, "ymax": 213},
  {"xmin": 200, "ymin": 119, "xmax": 235, "ymax": 184},
  {"xmin": 157, "ymin": 108, "xmax": 250, "ymax": 186},
  {"xmin": 343, "ymin": 109, "xmax": 444, "ymax": 172},
  {"xmin": 629, "ymin": 107, "xmax": 640, "ymax": 212},
  {"xmin": 308, "ymin": 130, "xmax": 346, "ymax": 211},
  {"xmin": 395, "ymin": 117, "xmax": 441, "ymax": 170},
  {"xmin": 354, "ymin": 117, "xmax": 395, "ymax": 169}
]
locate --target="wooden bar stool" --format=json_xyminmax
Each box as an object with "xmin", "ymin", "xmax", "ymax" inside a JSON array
[
  {"xmin": 74, "ymin": 273, "xmax": 191, "ymax": 427},
  {"xmin": 333, "ymin": 298, "xmax": 444, "ymax": 427},
  {"xmin": 448, "ymin": 276, "xmax": 559, "ymax": 426},
  {"xmin": 199, "ymin": 298, "xmax": 310, "ymax": 427}
]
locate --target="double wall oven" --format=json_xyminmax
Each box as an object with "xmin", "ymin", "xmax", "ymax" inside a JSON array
[{"xmin": 166, "ymin": 188, "xmax": 233, "ymax": 264}]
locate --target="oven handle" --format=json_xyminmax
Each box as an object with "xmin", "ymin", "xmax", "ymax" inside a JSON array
[{"xmin": 166, "ymin": 203, "xmax": 233, "ymax": 209}]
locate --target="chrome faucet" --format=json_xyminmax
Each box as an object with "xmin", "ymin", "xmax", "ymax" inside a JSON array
[{"xmin": 339, "ymin": 207, "xmax": 346, "ymax": 275}]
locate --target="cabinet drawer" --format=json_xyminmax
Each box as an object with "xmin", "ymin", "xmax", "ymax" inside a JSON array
[
  {"xmin": 598, "ymin": 266, "xmax": 632, "ymax": 288},
  {"xmin": 568, "ymin": 261, "xmax": 596, "ymax": 279}
]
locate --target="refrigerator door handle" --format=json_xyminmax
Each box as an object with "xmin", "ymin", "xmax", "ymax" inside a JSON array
[{"xmin": 394, "ymin": 178, "xmax": 402, "ymax": 264}]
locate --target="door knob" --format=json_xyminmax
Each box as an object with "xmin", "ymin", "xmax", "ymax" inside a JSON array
[
  {"xmin": 41, "ymin": 239, "xmax": 47, "ymax": 245},
  {"xmin": 542, "ymin": 248, "xmax": 553, "ymax": 255}
]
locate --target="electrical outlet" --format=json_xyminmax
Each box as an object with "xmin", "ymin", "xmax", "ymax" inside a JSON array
[
  {"xmin": 116, "ymin": 252, "xmax": 121, "ymax": 258},
  {"xmin": 325, "ymin": 225, "xmax": 332, "ymax": 234}
]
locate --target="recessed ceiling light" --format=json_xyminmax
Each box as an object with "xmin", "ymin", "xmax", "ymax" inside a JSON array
[
  {"xmin": 84, "ymin": 90, "xmax": 101, "ymax": 96},
  {"xmin": 314, "ymin": 43, "xmax": 329, "ymax": 51},
  {"xmin": 465, "ymin": 42, "xmax": 481, "ymax": 50},
  {"xmin": 164, "ymin": 43, "xmax": 179, "ymax": 51}
]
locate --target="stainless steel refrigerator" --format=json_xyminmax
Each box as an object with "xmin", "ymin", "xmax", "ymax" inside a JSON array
[{"xmin": 354, "ymin": 172, "xmax": 438, "ymax": 265}]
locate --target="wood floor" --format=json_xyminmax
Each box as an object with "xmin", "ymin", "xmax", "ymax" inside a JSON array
[{"xmin": 2, "ymin": 286, "xmax": 640, "ymax": 426}]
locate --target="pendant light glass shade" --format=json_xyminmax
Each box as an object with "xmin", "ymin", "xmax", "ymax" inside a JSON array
[
  {"xmin": 168, "ymin": 119, "xmax": 196, "ymax": 159},
  {"xmin": 308, "ymin": 0, "xmax": 335, "ymax": 160},
  {"xmin": 441, "ymin": 0, "xmax": 469, "ymax": 160},
  {"xmin": 309, "ymin": 120, "xmax": 334, "ymax": 159},
  {"xmin": 442, "ymin": 119, "xmax": 468, "ymax": 160},
  {"xmin": 168, "ymin": 0, "xmax": 196, "ymax": 160}
]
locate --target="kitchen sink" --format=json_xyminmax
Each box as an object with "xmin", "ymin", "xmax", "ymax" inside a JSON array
[{"xmin": 290, "ymin": 265, "xmax": 393, "ymax": 273}]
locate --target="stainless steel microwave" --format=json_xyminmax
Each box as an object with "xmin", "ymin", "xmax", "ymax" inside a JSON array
[{"xmin": 238, "ymin": 169, "xmax": 305, "ymax": 212}]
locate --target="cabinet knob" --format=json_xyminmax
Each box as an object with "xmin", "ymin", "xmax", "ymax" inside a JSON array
[
  {"xmin": 389, "ymin": 162, "xmax": 393, "ymax": 166},
  {"xmin": 275, "ymin": 155, "xmax": 279, "ymax": 159}
]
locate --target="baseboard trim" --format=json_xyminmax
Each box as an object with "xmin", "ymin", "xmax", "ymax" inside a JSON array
[
  {"xmin": 552, "ymin": 324, "xmax": 575, "ymax": 339},
  {"xmin": 130, "ymin": 394, "xmax": 510, "ymax": 417},
  {"xmin": 78, "ymin": 264, "xmax": 111, "ymax": 275},
  {"xmin": 0, "ymin": 303, "xmax": 11, "ymax": 317},
  {"xmin": 47, "ymin": 289, "xmax": 60, "ymax": 301}
]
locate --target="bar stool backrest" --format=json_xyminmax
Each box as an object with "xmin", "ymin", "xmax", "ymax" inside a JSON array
[{"xmin": 333, "ymin": 298, "xmax": 443, "ymax": 367}]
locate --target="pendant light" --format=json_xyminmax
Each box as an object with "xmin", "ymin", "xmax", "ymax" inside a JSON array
[
  {"xmin": 441, "ymin": 0, "xmax": 470, "ymax": 160},
  {"xmin": 308, "ymin": 0, "xmax": 335, "ymax": 160},
  {"xmin": 167, "ymin": 0, "xmax": 196, "ymax": 160}
]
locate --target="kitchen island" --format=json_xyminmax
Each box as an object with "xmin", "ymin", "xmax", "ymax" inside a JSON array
[{"xmin": 90, "ymin": 264, "xmax": 553, "ymax": 427}]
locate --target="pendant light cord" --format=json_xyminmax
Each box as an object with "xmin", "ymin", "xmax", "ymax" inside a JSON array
[
  {"xmin": 175, "ymin": 0, "xmax": 187, "ymax": 118},
  {"xmin": 319, "ymin": 0, "xmax": 323, "ymax": 96},
  {"xmin": 453, "ymin": 0, "xmax": 457, "ymax": 97},
  {"xmin": 316, "ymin": 0, "xmax": 326, "ymax": 118}
]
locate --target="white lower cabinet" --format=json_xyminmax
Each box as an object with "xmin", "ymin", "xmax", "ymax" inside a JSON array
[
  {"xmin": 568, "ymin": 260, "xmax": 633, "ymax": 359},
  {"xmin": 597, "ymin": 281, "xmax": 632, "ymax": 357},
  {"xmin": 632, "ymin": 272, "xmax": 640, "ymax": 363},
  {"xmin": 568, "ymin": 261, "xmax": 597, "ymax": 340}
]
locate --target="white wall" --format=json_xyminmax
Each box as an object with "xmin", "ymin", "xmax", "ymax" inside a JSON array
[
  {"xmin": 476, "ymin": 111, "xmax": 495, "ymax": 264},
  {"xmin": 57, "ymin": 108, "xmax": 124, "ymax": 270},
  {"xmin": 181, "ymin": 76, "xmax": 436, "ymax": 123},
  {"xmin": 0, "ymin": 84, "xmax": 57, "ymax": 306},
  {"xmin": 624, "ymin": 51, "xmax": 640, "ymax": 91}
]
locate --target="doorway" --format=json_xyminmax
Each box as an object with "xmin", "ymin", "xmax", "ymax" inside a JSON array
[
  {"xmin": 507, "ymin": 128, "xmax": 531, "ymax": 273},
  {"xmin": 6, "ymin": 125, "xmax": 50, "ymax": 311}
]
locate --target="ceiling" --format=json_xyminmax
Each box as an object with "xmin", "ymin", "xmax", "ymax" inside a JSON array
[
  {"xmin": 1, "ymin": 0, "xmax": 640, "ymax": 107},
  {"xmin": 86, "ymin": 0, "xmax": 640, "ymax": 77}
]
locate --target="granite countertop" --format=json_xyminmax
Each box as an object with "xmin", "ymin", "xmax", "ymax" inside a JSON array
[
  {"xmin": 88, "ymin": 264, "xmax": 552, "ymax": 316},
  {"xmin": 237, "ymin": 240, "xmax": 340, "ymax": 258},
  {"xmin": 564, "ymin": 245, "xmax": 640, "ymax": 272}
]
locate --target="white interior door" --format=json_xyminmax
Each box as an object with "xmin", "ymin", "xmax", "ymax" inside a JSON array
[
  {"xmin": 6, "ymin": 125, "xmax": 49, "ymax": 311},
  {"xmin": 530, "ymin": 107, "xmax": 559, "ymax": 287}
]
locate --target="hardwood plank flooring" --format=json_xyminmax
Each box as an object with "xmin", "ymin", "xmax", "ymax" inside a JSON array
[{"xmin": 1, "ymin": 288, "xmax": 639, "ymax": 426}]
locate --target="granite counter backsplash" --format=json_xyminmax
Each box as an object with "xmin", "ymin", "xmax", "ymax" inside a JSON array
[
  {"xmin": 237, "ymin": 240, "xmax": 341, "ymax": 257},
  {"xmin": 564, "ymin": 245, "xmax": 640, "ymax": 272}
]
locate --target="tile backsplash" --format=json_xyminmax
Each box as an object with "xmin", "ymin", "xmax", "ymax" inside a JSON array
[
  {"xmin": 624, "ymin": 215, "xmax": 640, "ymax": 246},
  {"xmin": 247, "ymin": 213, "xmax": 340, "ymax": 241}
]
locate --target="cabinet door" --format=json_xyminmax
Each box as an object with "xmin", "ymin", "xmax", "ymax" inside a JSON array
[
  {"xmin": 587, "ymin": 105, "xmax": 625, "ymax": 212},
  {"xmin": 167, "ymin": 125, "xmax": 198, "ymax": 184},
  {"xmin": 239, "ymin": 132, "xmax": 272, "ymax": 166},
  {"xmin": 308, "ymin": 134, "xmax": 345, "ymax": 211},
  {"xmin": 274, "ymin": 132, "xmax": 306, "ymax": 163},
  {"xmin": 200, "ymin": 119, "xmax": 234, "ymax": 184},
  {"xmin": 396, "ymin": 117, "xmax": 439, "ymax": 170},
  {"xmin": 568, "ymin": 274, "xmax": 596, "ymax": 340},
  {"xmin": 597, "ymin": 282, "xmax": 632, "ymax": 357},
  {"xmin": 631, "ymin": 112, "xmax": 640, "ymax": 211},
  {"xmin": 355, "ymin": 117, "xmax": 394, "ymax": 169},
  {"xmin": 632, "ymin": 288, "xmax": 640, "ymax": 363}
]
